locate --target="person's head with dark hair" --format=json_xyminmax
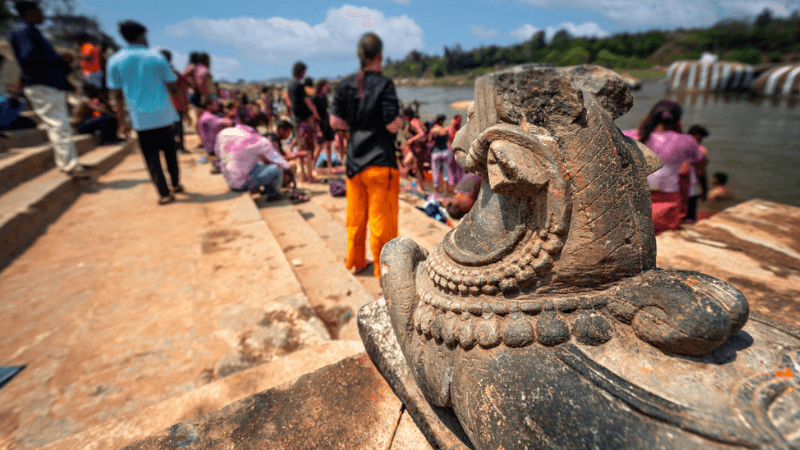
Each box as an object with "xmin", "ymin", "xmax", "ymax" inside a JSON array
[
  {"xmin": 636, "ymin": 100, "xmax": 683, "ymax": 144},
  {"xmin": 314, "ymin": 78, "xmax": 329, "ymax": 95},
  {"xmin": 202, "ymin": 99, "xmax": 219, "ymax": 113},
  {"xmin": 292, "ymin": 61, "xmax": 306, "ymax": 79},
  {"xmin": 688, "ymin": 124, "xmax": 709, "ymax": 144},
  {"xmin": 73, "ymin": 32, "xmax": 92, "ymax": 44},
  {"xmin": 160, "ymin": 49, "xmax": 172, "ymax": 63},
  {"xmin": 713, "ymin": 172, "xmax": 728, "ymax": 186},
  {"xmin": 357, "ymin": 32, "xmax": 383, "ymax": 69},
  {"xmin": 83, "ymin": 84, "xmax": 100, "ymax": 100},
  {"xmin": 188, "ymin": 52, "xmax": 200, "ymax": 65},
  {"xmin": 687, "ymin": 125, "xmax": 709, "ymax": 137},
  {"xmin": 402, "ymin": 107, "xmax": 415, "ymax": 120},
  {"xmin": 14, "ymin": 1, "xmax": 43, "ymax": 24},
  {"xmin": 446, "ymin": 200, "xmax": 471, "ymax": 220},
  {"xmin": 200, "ymin": 52, "xmax": 210, "ymax": 68},
  {"xmin": 276, "ymin": 119, "xmax": 294, "ymax": 139},
  {"xmin": 119, "ymin": 20, "xmax": 147, "ymax": 45},
  {"xmin": 435, "ymin": 114, "xmax": 446, "ymax": 126},
  {"xmin": 302, "ymin": 77, "xmax": 313, "ymax": 88}
]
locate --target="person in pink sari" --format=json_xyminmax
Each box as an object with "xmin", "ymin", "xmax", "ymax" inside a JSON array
[{"xmin": 623, "ymin": 100, "xmax": 706, "ymax": 233}]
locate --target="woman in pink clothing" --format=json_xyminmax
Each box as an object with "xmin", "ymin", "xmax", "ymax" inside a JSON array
[{"xmin": 623, "ymin": 100, "xmax": 706, "ymax": 232}]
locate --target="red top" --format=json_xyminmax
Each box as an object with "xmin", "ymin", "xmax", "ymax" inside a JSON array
[
  {"xmin": 80, "ymin": 42, "xmax": 101, "ymax": 75},
  {"xmin": 169, "ymin": 69, "xmax": 190, "ymax": 113}
]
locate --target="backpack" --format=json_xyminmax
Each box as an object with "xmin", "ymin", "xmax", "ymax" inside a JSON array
[{"xmin": 330, "ymin": 178, "xmax": 347, "ymax": 197}]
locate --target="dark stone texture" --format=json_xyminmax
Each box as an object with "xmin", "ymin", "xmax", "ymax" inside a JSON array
[
  {"xmin": 361, "ymin": 64, "xmax": 800, "ymax": 450},
  {"xmin": 122, "ymin": 354, "xmax": 422, "ymax": 450}
]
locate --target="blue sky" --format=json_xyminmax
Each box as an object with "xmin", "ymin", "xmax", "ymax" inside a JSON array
[{"xmin": 73, "ymin": 0, "xmax": 800, "ymax": 81}]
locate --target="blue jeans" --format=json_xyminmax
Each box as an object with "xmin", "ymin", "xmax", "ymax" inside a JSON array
[{"xmin": 242, "ymin": 161, "xmax": 283, "ymax": 197}]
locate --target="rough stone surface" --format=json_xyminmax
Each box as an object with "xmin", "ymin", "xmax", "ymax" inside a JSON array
[
  {"xmin": 40, "ymin": 341, "xmax": 365, "ymax": 450},
  {"xmin": 363, "ymin": 64, "xmax": 800, "ymax": 449},
  {"xmin": 256, "ymin": 198, "xmax": 375, "ymax": 340},
  {"xmin": 0, "ymin": 138, "xmax": 328, "ymax": 449},
  {"xmin": 122, "ymin": 354, "xmax": 433, "ymax": 450},
  {"xmin": 657, "ymin": 199, "xmax": 800, "ymax": 328}
]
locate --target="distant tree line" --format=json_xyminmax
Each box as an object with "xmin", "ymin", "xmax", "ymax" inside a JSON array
[{"xmin": 383, "ymin": 9, "xmax": 800, "ymax": 79}]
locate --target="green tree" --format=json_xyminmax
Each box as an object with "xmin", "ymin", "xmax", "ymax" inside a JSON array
[
  {"xmin": 559, "ymin": 46, "xmax": 590, "ymax": 65},
  {"xmin": 755, "ymin": 8, "xmax": 773, "ymax": 29},
  {"xmin": 550, "ymin": 29, "xmax": 571, "ymax": 49}
]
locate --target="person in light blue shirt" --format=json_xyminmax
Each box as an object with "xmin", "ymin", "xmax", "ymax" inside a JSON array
[{"xmin": 107, "ymin": 20, "xmax": 184, "ymax": 205}]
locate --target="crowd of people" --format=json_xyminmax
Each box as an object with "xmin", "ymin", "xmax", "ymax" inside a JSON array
[{"xmin": 4, "ymin": 0, "xmax": 735, "ymax": 279}]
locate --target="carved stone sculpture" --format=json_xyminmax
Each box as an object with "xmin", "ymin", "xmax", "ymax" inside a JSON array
[{"xmin": 358, "ymin": 64, "xmax": 800, "ymax": 450}]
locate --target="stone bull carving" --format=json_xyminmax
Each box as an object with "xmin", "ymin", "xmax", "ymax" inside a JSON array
[{"xmin": 358, "ymin": 64, "xmax": 800, "ymax": 450}]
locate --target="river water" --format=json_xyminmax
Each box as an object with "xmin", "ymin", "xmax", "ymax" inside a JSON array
[{"xmin": 397, "ymin": 80, "xmax": 800, "ymax": 207}]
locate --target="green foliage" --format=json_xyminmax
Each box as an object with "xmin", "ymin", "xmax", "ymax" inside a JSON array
[
  {"xmin": 768, "ymin": 50, "xmax": 784, "ymax": 62},
  {"xmin": 594, "ymin": 49, "xmax": 627, "ymax": 68},
  {"xmin": 727, "ymin": 47, "xmax": 763, "ymax": 64},
  {"xmin": 382, "ymin": 13, "xmax": 800, "ymax": 80},
  {"xmin": 560, "ymin": 46, "xmax": 590, "ymax": 66}
]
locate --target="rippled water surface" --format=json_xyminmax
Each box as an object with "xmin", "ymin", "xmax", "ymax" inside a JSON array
[{"xmin": 398, "ymin": 79, "xmax": 800, "ymax": 206}]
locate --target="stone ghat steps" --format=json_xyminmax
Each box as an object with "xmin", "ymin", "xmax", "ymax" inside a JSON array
[
  {"xmin": 254, "ymin": 180, "xmax": 454, "ymax": 342},
  {"xmin": 255, "ymin": 197, "xmax": 375, "ymax": 341},
  {"xmin": 84, "ymin": 177, "xmax": 453, "ymax": 449},
  {"xmin": 0, "ymin": 126, "xmax": 48, "ymax": 151},
  {"xmin": 0, "ymin": 133, "xmax": 97, "ymax": 196},
  {"xmin": 0, "ymin": 138, "xmax": 135, "ymax": 269},
  {"xmin": 0, "ymin": 147, "xmax": 347, "ymax": 450},
  {"xmin": 39, "ymin": 341, "xmax": 366, "ymax": 450},
  {"xmin": 122, "ymin": 354, "xmax": 433, "ymax": 450}
]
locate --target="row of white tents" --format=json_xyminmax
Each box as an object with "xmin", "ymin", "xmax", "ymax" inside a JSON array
[{"xmin": 665, "ymin": 60, "xmax": 800, "ymax": 96}]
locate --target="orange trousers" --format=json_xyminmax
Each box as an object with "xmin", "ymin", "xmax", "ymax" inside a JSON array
[{"xmin": 346, "ymin": 166, "xmax": 400, "ymax": 277}]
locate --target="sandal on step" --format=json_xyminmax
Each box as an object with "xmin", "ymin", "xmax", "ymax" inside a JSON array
[
  {"xmin": 289, "ymin": 191, "xmax": 309, "ymax": 204},
  {"xmin": 158, "ymin": 195, "xmax": 175, "ymax": 205}
]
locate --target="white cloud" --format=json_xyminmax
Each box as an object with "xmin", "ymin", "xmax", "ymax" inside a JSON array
[
  {"xmin": 510, "ymin": 23, "xmax": 539, "ymax": 41},
  {"xmin": 510, "ymin": 22, "xmax": 609, "ymax": 42},
  {"xmin": 162, "ymin": 5, "xmax": 424, "ymax": 66},
  {"xmin": 720, "ymin": 0, "xmax": 791, "ymax": 16},
  {"xmin": 546, "ymin": 22, "xmax": 609, "ymax": 40},
  {"xmin": 470, "ymin": 24, "xmax": 499, "ymax": 38},
  {"xmin": 516, "ymin": 0, "xmax": 796, "ymax": 26}
]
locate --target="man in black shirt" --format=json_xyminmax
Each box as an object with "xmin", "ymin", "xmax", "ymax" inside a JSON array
[
  {"xmin": 283, "ymin": 61, "xmax": 319, "ymax": 182},
  {"xmin": 331, "ymin": 32, "xmax": 403, "ymax": 278}
]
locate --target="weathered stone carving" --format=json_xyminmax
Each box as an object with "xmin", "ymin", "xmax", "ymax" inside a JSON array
[{"xmin": 359, "ymin": 64, "xmax": 800, "ymax": 450}]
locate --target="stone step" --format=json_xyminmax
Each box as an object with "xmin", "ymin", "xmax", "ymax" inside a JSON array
[
  {"xmin": 0, "ymin": 145, "xmax": 333, "ymax": 448},
  {"xmin": 122, "ymin": 354, "xmax": 432, "ymax": 450},
  {"xmin": 255, "ymin": 196, "xmax": 375, "ymax": 341},
  {"xmin": 0, "ymin": 134, "xmax": 98, "ymax": 196},
  {"xmin": 0, "ymin": 139, "xmax": 135, "ymax": 269},
  {"xmin": 39, "ymin": 341, "xmax": 366, "ymax": 450},
  {"xmin": 292, "ymin": 198, "xmax": 384, "ymax": 300},
  {"xmin": 0, "ymin": 126, "xmax": 48, "ymax": 151}
]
